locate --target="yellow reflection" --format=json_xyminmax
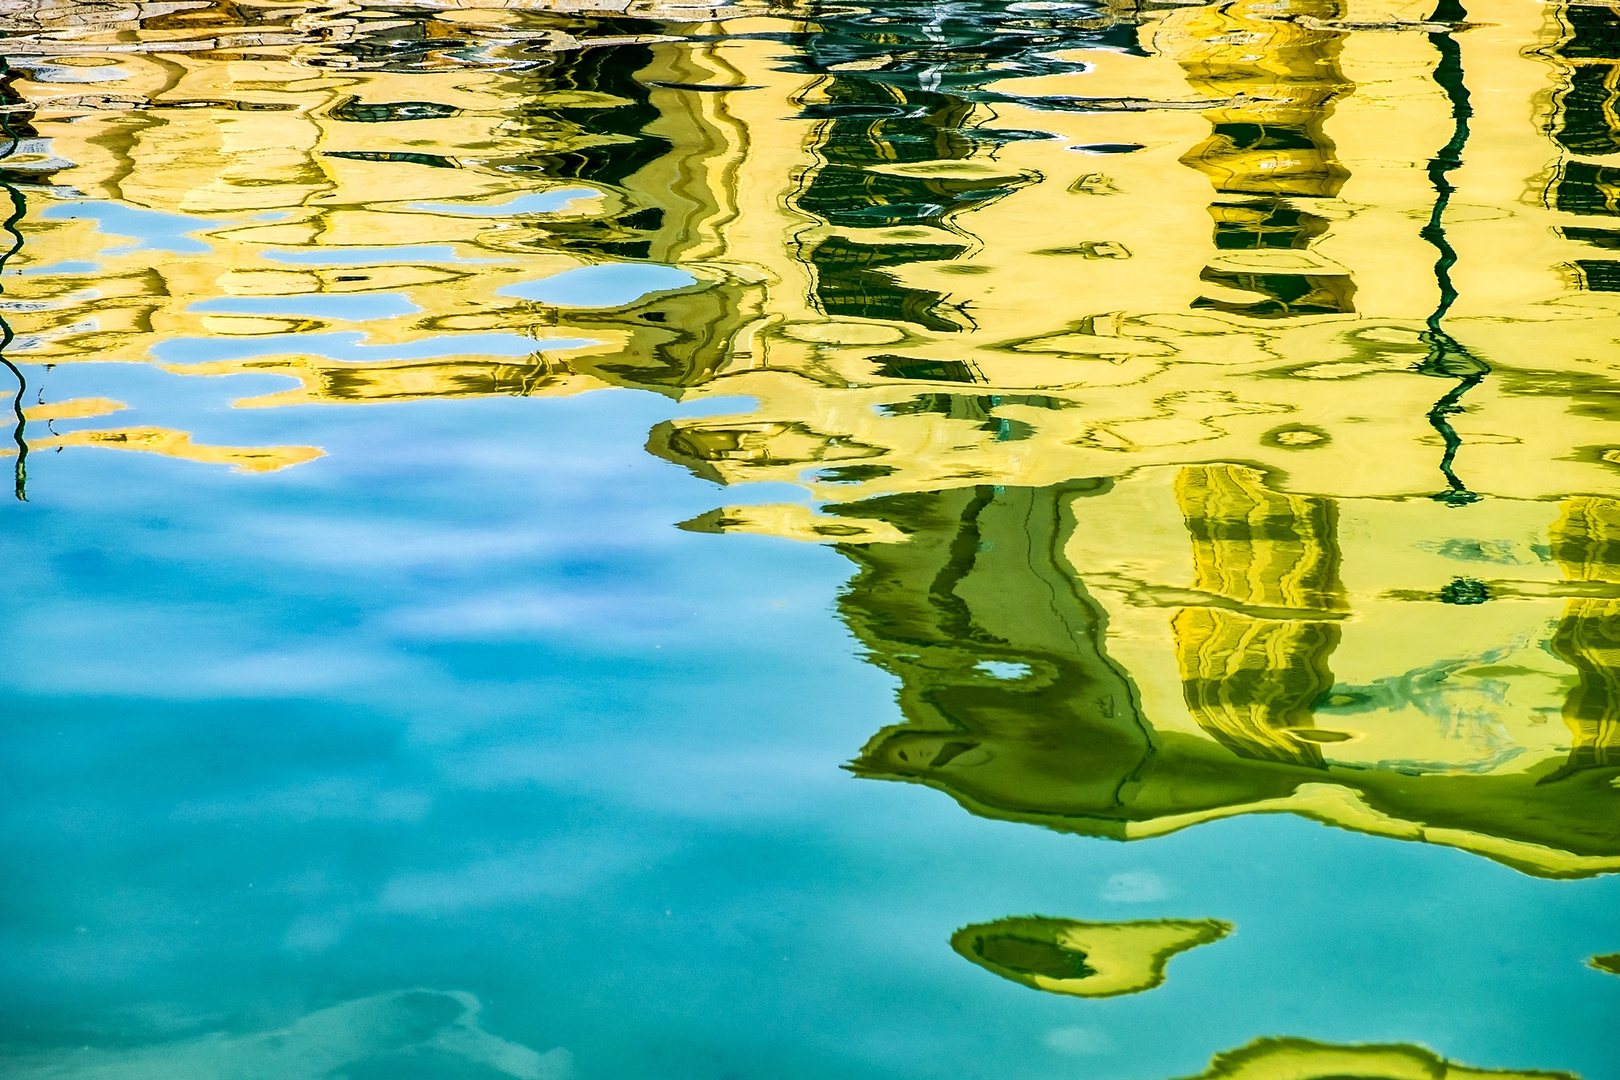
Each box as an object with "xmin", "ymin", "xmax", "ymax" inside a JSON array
[
  {"xmin": 5, "ymin": 427, "xmax": 322, "ymax": 472},
  {"xmin": 951, "ymin": 916, "xmax": 1230, "ymax": 997},
  {"xmin": 840, "ymin": 481, "xmax": 1620, "ymax": 878},
  {"xmin": 1548, "ymin": 498, "xmax": 1620, "ymax": 776},
  {"xmin": 3, "ymin": 0, "xmax": 1619, "ymax": 878},
  {"xmin": 1173, "ymin": 465, "xmax": 1347, "ymax": 767},
  {"xmin": 22, "ymin": 397, "xmax": 125, "ymax": 421},
  {"xmin": 1168, "ymin": 1037, "xmax": 1575, "ymax": 1080}
]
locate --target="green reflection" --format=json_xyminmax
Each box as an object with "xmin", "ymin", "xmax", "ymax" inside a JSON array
[
  {"xmin": 1167, "ymin": 1038, "xmax": 1576, "ymax": 1080},
  {"xmin": 834, "ymin": 479, "xmax": 1620, "ymax": 877},
  {"xmin": 0, "ymin": 57, "xmax": 30, "ymax": 501},
  {"xmin": 1547, "ymin": 498, "xmax": 1620, "ymax": 778},
  {"xmin": 952, "ymin": 915, "xmax": 1231, "ymax": 997}
]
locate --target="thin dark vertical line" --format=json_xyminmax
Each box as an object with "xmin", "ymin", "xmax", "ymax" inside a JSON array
[
  {"xmin": 1416, "ymin": 3, "xmax": 1489, "ymax": 507},
  {"xmin": 0, "ymin": 56, "xmax": 28, "ymax": 502}
]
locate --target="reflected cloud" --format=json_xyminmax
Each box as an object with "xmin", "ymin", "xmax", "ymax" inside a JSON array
[
  {"xmin": 1043, "ymin": 1025, "xmax": 1114, "ymax": 1056},
  {"xmin": 1101, "ymin": 871, "xmax": 1172, "ymax": 903},
  {"xmin": 173, "ymin": 778, "xmax": 432, "ymax": 826}
]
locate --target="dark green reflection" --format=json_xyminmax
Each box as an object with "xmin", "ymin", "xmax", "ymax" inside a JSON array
[
  {"xmin": 832, "ymin": 479, "xmax": 1620, "ymax": 875},
  {"xmin": 951, "ymin": 916, "xmax": 1230, "ymax": 998},
  {"xmin": 1417, "ymin": 0, "xmax": 1489, "ymax": 507},
  {"xmin": 779, "ymin": 0, "xmax": 1142, "ymax": 331},
  {"xmin": 1168, "ymin": 1037, "xmax": 1575, "ymax": 1080},
  {"xmin": 0, "ymin": 57, "xmax": 32, "ymax": 502},
  {"xmin": 1552, "ymin": 3, "xmax": 1620, "ymax": 156},
  {"xmin": 974, "ymin": 931, "xmax": 1098, "ymax": 981}
]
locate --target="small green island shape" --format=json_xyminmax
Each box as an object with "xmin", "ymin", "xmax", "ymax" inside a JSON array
[
  {"xmin": 950, "ymin": 916, "xmax": 1230, "ymax": 997},
  {"xmin": 1171, "ymin": 1037, "xmax": 1578, "ymax": 1080},
  {"xmin": 1590, "ymin": 953, "xmax": 1620, "ymax": 976}
]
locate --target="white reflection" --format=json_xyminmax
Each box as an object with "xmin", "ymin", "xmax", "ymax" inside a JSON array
[{"xmin": 8, "ymin": 990, "xmax": 573, "ymax": 1080}]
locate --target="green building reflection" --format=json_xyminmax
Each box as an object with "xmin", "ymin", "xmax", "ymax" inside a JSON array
[
  {"xmin": 834, "ymin": 477, "xmax": 1620, "ymax": 878},
  {"xmin": 1165, "ymin": 1037, "xmax": 1575, "ymax": 1080},
  {"xmin": 1550, "ymin": 2, "xmax": 1620, "ymax": 159},
  {"xmin": 1548, "ymin": 497, "xmax": 1620, "ymax": 776}
]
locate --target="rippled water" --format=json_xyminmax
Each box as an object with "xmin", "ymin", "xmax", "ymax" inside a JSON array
[{"xmin": 1, "ymin": 1, "xmax": 1617, "ymax": 1077}]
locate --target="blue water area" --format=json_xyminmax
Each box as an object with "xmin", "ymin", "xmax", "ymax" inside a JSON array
[
  {"xmin": 411, "ymin": 188, "xmax": 599, "ymax": 216},
  {"xmin": 498, "ymin": 264, "xmax": 699, "ymax": 308},
  {"xmin": 20, "ymin": 260, "xmax": 100, "ymax": 276},
  {"xmin": 1, "ymin": 381, "xmax": 1615, "ymax": 1080},
  {"xmin": 39, "ymin": 202, "xmax": 224, "ymax": 255}
]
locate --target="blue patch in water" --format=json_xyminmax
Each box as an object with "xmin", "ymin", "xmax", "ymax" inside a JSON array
[
  {"xmin": 410, "ymin": 188, "xmax": 597, "ymax": 216},
  {"xmin": 498, "ymin": 263, "xmax": 697, "ymax": 308},
  {"xmin": 21, "ymin": 261, "xmax": 100, "ymax": 276},
  {"xmin": 40, "ymin": 201, "xmax": 224, "ymax": 255},
  {"xmin": 188, "ymin": 294, "xmax": 424, "ymax": 320},
  {"xmin": 975, "ymin": 661, "xmax": 1032, "ymax": 680}
]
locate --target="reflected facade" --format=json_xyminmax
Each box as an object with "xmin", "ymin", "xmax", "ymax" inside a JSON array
[{"xmin": 1168, "ymin": 1038, "xmax": 1578, "ymax": 1080}]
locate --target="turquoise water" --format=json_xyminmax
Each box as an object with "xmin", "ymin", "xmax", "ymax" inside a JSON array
[{"xmin": 4, "ymin": 384, "xmax": 1615, "ymax": 1078}]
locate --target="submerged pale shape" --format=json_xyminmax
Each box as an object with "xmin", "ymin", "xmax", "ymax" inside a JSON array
[{"xmin": 5, "ymin": 991, "xmax": 574, "ymax": 1080}]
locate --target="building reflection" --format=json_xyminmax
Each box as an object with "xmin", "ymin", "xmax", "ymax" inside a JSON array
[
  {"xmin": 1166, "ymin": 1037, "xmax": 1573, "ymax": 1080},
  {"xmin": 1546, "ymin": 0, "xmax": 1620, "ymax": 288},
  {"xmin": 836, "ymin": 478, "xmax": 1620, "ymax": 877},
  {"xmin": 4, "ymin": 0, "xmax": 1620, "ymax": 875},
  {"xmin": 1172, "ymin": 466, "xmax": 1349, "ymax": 767},
  {"xmin": 1549, "ymin": 497, "xmax": 1620, "ymax": 776},
  {"xmin": 1160, "ymin": 0, "xmax": 1357, "ymax": 318}
]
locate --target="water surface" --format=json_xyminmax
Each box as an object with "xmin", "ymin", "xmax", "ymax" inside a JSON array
[{"xmin": 1, "ymin": 2, "xmax": 1617, "ymax": 1078}]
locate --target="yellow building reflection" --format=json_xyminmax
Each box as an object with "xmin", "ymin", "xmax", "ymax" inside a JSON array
[
  {"xmin": 1168, "ymin": 1037, "xmax": 1575, "ymax": 1080},
  {"xmin": 1172, "ymin": 465, "xmax": 1348, "ymax": 767},
  {"xmin": 2, "ymin": 0, "xmax": 1618, "ymax": 875},
  {"xmin": 1548, "ymin": 497, "xmax": 1620, "ymax": 775}
]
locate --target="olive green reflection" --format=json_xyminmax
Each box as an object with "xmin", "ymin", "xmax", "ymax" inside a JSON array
[
  {"xmin": 1550, "ymin": 4, "xmax": 1620, "ymax": 158},
  {"xmin": 834, "ymin": 479, "xmax": 1620, "ymax": 878},
  {"xmin": 952, "ymin": 916, "xmax": 1230, "ymax": 998},
  {"xmin": 1548, "ymin": 498, "xmax": 1620, "ymax": 778},
  {"xmin": 1168, "ymin": 1037, "xmax": 1576, "ymax": 1080}
]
